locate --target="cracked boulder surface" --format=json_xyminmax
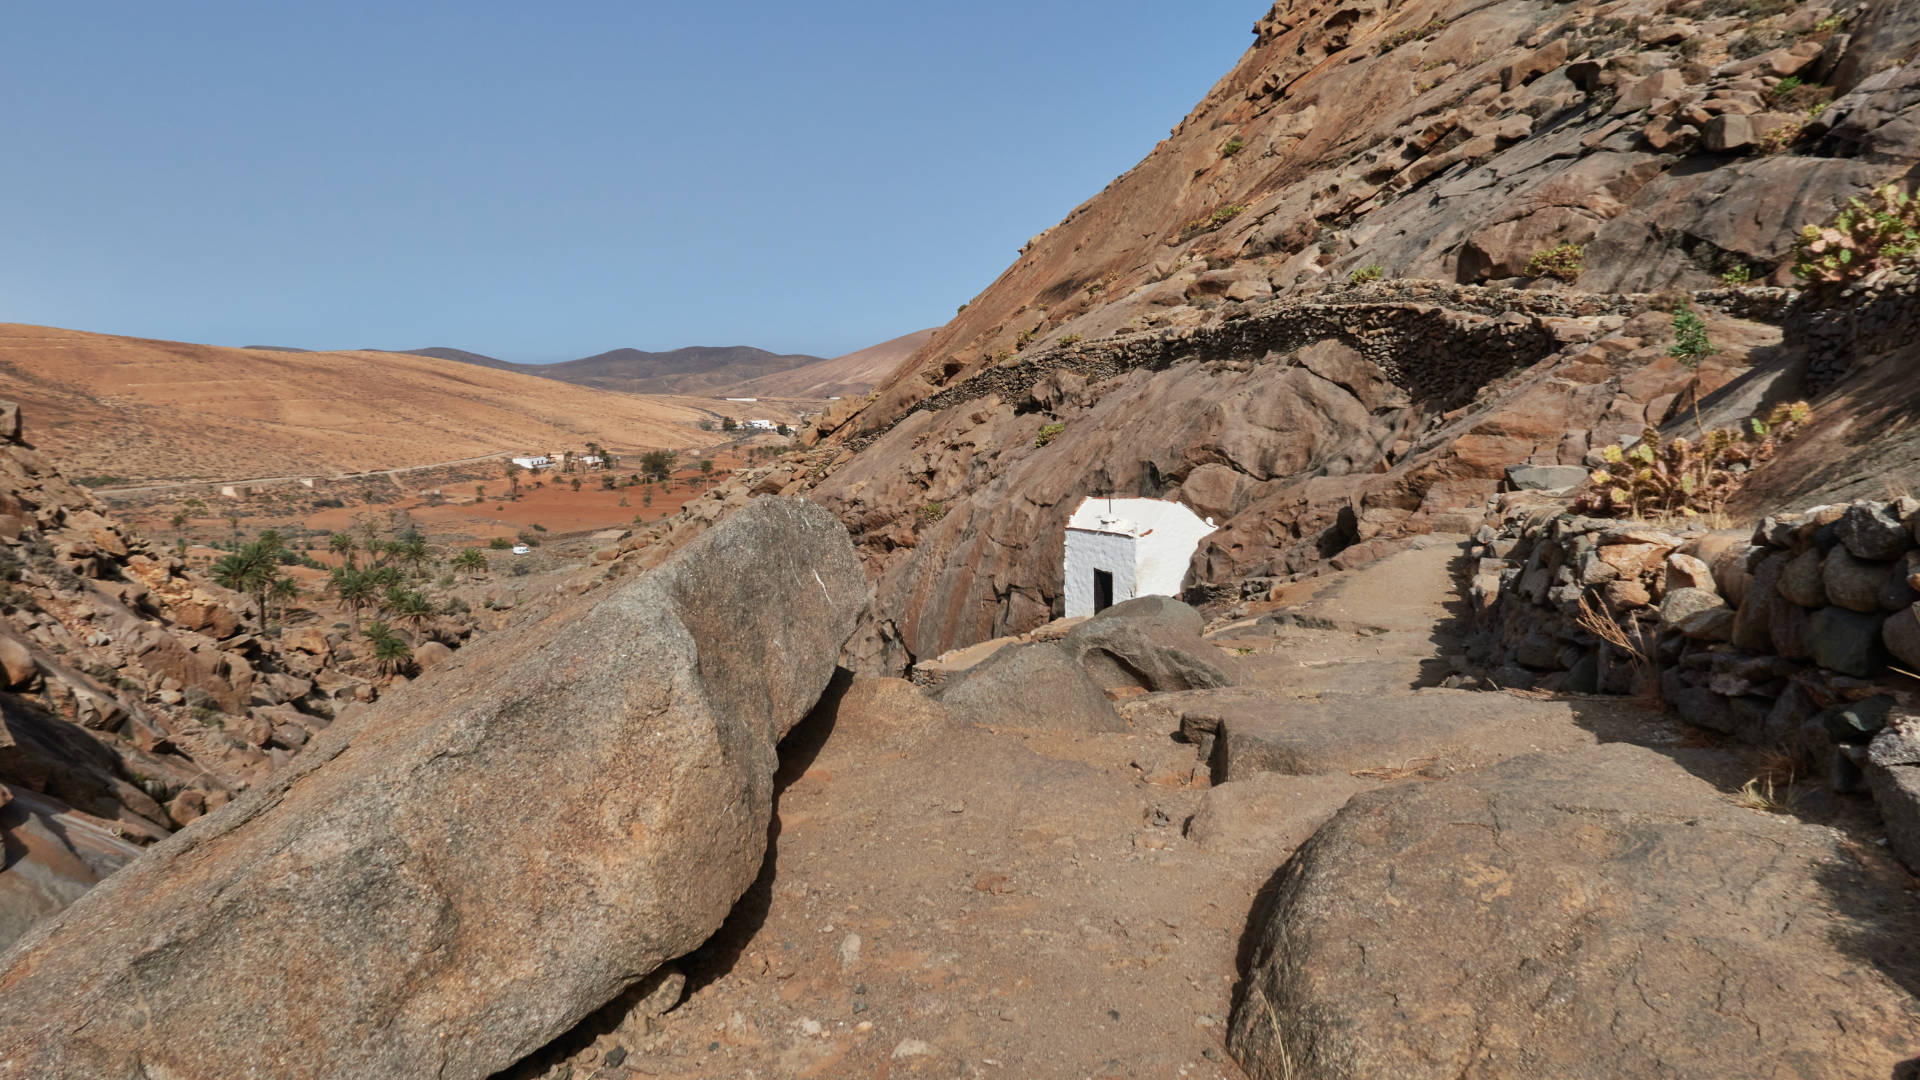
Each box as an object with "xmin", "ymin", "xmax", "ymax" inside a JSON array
[
  {"xmin": 0, "ymin": 497, "xmax": 866, "ymax": 1080},
  {"xmin": 1228, "ymin": 742, "xmax": 1920, "ymax": 1080}
]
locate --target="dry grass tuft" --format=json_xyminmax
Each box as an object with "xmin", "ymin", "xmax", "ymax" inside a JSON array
[
  {"xmin": 1735, "ymin": 774, "xmax": 1800, "ymax": 815},
  {"xmin": 1351, "ymin": 755, "xmax": 1440, "ymax": 781},
  {"xmin": 1575, "ymin": 593, "xmax": 1664, "ymax": 711}
]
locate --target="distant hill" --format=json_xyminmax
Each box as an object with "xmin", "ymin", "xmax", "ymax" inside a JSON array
[
  {"xmin": 0, "ymin": 324, "xmax": 726, "ymax": 484},
  {"xmin": 401, "ymin": 347, "xmax": 516, "ymax": 370},
  {"xmin": 729, "ymin": 330, "xmax": 938, "ymax": 399},
  {"xmin": 539, "ymin": 346, "xmax": 827, "ymax": 396},
  {"xmin": 405, "ymin": 336, "xmax": 921, "ymax": 400}
]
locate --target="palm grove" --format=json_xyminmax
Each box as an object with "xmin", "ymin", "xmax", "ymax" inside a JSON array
[{"xmin": 214, "ymin": 528, "xmax": 494, "ymax": 680}]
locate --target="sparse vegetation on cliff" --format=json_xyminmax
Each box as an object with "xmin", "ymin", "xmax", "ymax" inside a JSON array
[{"xmin": 1573, "ymin": 402, "xmax": 1812, "ymax": 519}]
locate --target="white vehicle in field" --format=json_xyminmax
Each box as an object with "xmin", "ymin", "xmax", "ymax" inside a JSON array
[{"xmin": 511, "ymin": 544, "xmax": 532, "ymax": 555}]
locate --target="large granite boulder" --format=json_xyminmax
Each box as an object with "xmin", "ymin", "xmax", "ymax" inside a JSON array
[
  {"xmin": 0, "ymin": 497, "xmax": 866, "ymax": 1080},
  {"xmin": 1229, "ymin": 744, "xmax": 1920, "ymax": 1080},
  {"xmin": 1059, "ymin": 595, "xmax": 1234, "ymax": 693},
  {"xmin": 933, "ymin": 640, "xmax": 1125, "ymax": 732}
]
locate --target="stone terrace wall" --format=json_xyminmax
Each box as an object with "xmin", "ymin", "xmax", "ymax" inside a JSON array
[
  {"xmin": 846, "ymin": 282, "xmax": 1661, "ymax": 453},
  {"xmin": 844, "ymin": 279, "xmax": 1803, "ymax": 455},
  {"xmin": 1468, "ymin": 498, "xmax": 1920, "ymax": 870},
  {"xmin": 1785, "ymin": 270, "xmax": 1920, "ymax": 393}
]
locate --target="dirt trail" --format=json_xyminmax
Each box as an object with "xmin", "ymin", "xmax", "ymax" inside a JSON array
[{"xmin": 519, "ymin": 542, "xmax": 1676, "ymax": 1078}]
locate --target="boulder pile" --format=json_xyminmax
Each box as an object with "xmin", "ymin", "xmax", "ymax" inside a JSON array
[
  {"xmin": 0, "ymin": 497, "xmax": 866, "ymax": 1080},
  {"xmin": 1470, "ymin": 495, "xmax": 1920, "ymax": 868}
]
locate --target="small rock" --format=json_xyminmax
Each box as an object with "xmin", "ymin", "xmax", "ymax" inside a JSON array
[
  {"xmin": 1825, "ymin": 547, "xmax": 1891, "ymax": 614},
  {"xmin": 1808, "ymin": 607, "xmax": 1889, "ymax": 677},
  {"xmin": 892, "ymin": 1039, "xmax": 933, "ymax": 1059},
  {"xmin": 1504, "ymin": 464, "xmax": 1591, "ymax": 492},
  {"xmin": 1837, "ymin": 502, "xmax": 1914, "ymax": 562},
  {"xmin": 0, "ymin": 635, "xmax": 36, "ymax": 689},
  {"xmin": 1868, "ymin": 710, "xmax": 1920, "ymax": 767},
  {"xmin": 1884, "ymin": 603, "xmax": 1920, "ymax": 672},
  {"xmin": 1664, "ymin": 553, "xmax": 1714, "ymax": 593},
  {"xmin": 1777, "ymin": 548, "xmax": 1827, "ymax": 608},
  {"xmin": 838, "ymin": 933, "xmax": 862, "ymax": 972},
  {"xmin": 1659, "ymin": 588, "xmax": 1727, "ymax": 631}
]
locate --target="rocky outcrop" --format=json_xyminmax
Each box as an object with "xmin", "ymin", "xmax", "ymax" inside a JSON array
[
  {"xmin": 842, "ymin": 0, "xmax": 1917, "ymax": 439},
  {"xmin": 1470, "ymin": 495, "xmax": 1920, "ymax": 868},
  {"xmin": 0, "ymin": 497, "xmax": 866, "ymax": 1080},
  {"xmin": 0, "ymin": 403, "xmax": 422, "ymax": 945},
  {"xmin": 1229, "ymin": 744, "xmax": 1920, "ymax": 1080}
]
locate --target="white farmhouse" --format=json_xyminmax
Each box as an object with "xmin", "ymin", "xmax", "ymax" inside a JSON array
[
  {"xmin": 744, "ymin": 419, "xmax": 778, "ymax": 431},
  {"xmin": 511, "ymin": 455, "xmax": 553, "ymax": 470},
  {"xmin": 1063, "ymin": 496, "xmax": 1216, "ymax": 618}
]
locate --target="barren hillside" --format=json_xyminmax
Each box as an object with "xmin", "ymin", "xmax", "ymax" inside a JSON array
[
  {"xmin": 727, "ymin": 329, "xmax": 938, "ymax": 399},
  {"xmin": 0, "ymin": 325, "xmax": 731, "ymax": 484},
  {"xmin": 840, "ymin": 0, "xmax": 1918, "ymax": 438}
]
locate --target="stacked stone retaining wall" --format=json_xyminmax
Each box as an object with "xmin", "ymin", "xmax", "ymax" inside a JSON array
[{"xmin": 1468, "ymin": 497, "xmax": 1920, "ymax": 870}]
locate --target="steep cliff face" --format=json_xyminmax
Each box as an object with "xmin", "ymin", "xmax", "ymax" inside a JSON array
[
  {"xmin": 823, "ymin": 0, "xmax": 1916, "ymax": 440},
  {"xmin": 779, "ymin": 0, "xmax": 1920, "ymax": 670},
  {"xmin": 601, "ymin": 0, "xmax": 1920, "ymax": 673}
]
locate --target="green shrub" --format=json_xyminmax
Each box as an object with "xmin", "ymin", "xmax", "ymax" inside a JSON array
[
  {"xmin": 1720, "ymin": 264, "xmax": 1753, "ymax": 286},
  {"xmin": 1525, "ymin": 243, "xmax": 1585, "ymax": 283},
  {"xmin": 1793, "ymin": 183, "xmax": 1920, "ymax": 288},
  {"xmin": 1349, "ymin": 264, "xmax": 1384, "ymax": 284},
  {"xmin": 1185, "ymin": 204, "xmax": 1247, "ymax": 235},
  {"xmin": 1669, "ymin": 303, "xmax": 1716, "ymax": 368},
  {"xmin": 1035, "ymin": 422, "xmax": 1067, "ymax": 449},
  {"xmin": 1059, "ymin": 333, "xmax": 1083, "ymax": 345},
  {"xmin": 488, "ymin": 536, "xmax": 512, "ymax": 550},
  {"xmin": 1573, "ymin": 402, "xmax": 1812, "ymax": 519},
  {"xmin": 1772, "ymin": 75, "xmax": 1803, "ymax": 97},
  {"xmin": 1220, "ymin": 137, "xmax": 1245, "ymax": 158},
  {"xmin": 917, "ymin": 502, "xmax": 946, "ymax": 525}
]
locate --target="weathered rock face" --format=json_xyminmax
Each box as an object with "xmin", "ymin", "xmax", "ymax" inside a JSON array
[
  {"xmin": 0, "ymin": 497, "xmax": 866, "ymax": 1080},
  {"xmin": 1059, "ymin": 596, "xmax": 1234, "ymax": 694},
  {"xmin": 827, "ymin": 0, "xmax": 1917, "ymax": 446},
  {"xmin": 1229, "ymin": 744, "xmax": 1920, "ymax": 1080},
  {"xmin": 933, "ymin": 639, "xmax": 1125, "ymax": 732}
]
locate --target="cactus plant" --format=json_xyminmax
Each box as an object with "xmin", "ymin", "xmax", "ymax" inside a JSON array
[
  {"xmin": 1793, "ymin": 184, "xmax": 1920, "ymax": 287},
  {"xmin": 1572, "ymin": 402, "xmax": 1812, "ymax": 519}
]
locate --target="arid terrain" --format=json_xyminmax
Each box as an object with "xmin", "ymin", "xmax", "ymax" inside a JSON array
[
  {"xmin": 0, "ymin": 324, "xmax": 814, "ymax": 485},
  {"xmin": 4, "ymin": 0, "xmax": 1920, "ymax": 1078}
]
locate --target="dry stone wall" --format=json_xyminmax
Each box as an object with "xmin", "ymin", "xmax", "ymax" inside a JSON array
[
  {"xmin": 1784, "ymin": 270, "xmax": 1920, "ymax": 392},
  {"xmin": 1468, "ymin": 496, "xmax": 1920, "ymax": 870},
  {"xmin": 843, "ymin": 281, "xmax": 1655, "ymax": 453}
]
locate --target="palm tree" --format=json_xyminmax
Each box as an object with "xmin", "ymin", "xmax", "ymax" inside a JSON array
[
  {"xmin": 505, "ymin": 460, "xmax": 523, "ymax": 499},
  {"xmin": 381, "ymin": 586, "xmax": 435, "ymax": 627},
  {"xmin": 452, "ymin": 548, "xmax": 488, "ymax": 580},
  {"xmin": 361, "ymin": 621, "xmax": 415, "ymax": 678},
  {"xmin": 170, "ymin": 510, "xmax": 188, "ymax": 529},
  {"xmin": 269, "ymin": 576, "xmax": 301, "ymax": 626},
  {"xmin": 210, "ymin": 534, "xmax": 283, "ymax": 630},
  {"xmin": 329, "ymin": 566, "xmax": 377, "ymax": 630},
  {"xmin": 699, "ymin": 459, "xmax": 715, "ymax": 487},
  {"xmin": 392, "ymin": 532, "xmax": 431, "ymax": 578},
  {"xmin": 328, "ymin": 532, "xmax": 358, "ymax": 568}
]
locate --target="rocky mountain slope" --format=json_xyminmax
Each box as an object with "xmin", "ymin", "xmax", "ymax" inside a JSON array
[
  {"xmin": 415, "ymin": 334, "xmax": 928, "ymax": 400},
  {"xmin": 0, "ymin": 403, "xmax": 471, "ymax": 948},
  {"xmin": 0, "ymin": 325, "xmax": 725, "ymax": 484},
  {"xmin": 698, "ymin": 0, "xmax": 1920, "ymax": 673},
  {"xmin": 852, "ymin": 0, "xmax": 1917, "ymax": 436},
  {"xmin": 423, "ymin": 344, "xmax": 828, "ymax": 396},
  {"xmin": 725, "ymin": 329, "xmax": 939, "ymax": 399}
]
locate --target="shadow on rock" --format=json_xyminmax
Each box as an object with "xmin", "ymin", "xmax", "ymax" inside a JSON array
[{"xmin": 680, "ymin": 665, "xmax": 851, "ymax": 994}]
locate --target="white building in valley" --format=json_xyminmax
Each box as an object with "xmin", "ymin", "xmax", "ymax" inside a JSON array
[
  {"xmin": 1063, "ymin": 497, "xmax": 1216, "ymax": 618},
  {"xmin": 511, "ymin": 455, "xmax": 553, "ymax": 470}
]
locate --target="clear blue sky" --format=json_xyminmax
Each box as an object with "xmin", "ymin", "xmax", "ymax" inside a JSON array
[{"xmin": 3, "ymin": 1, "xmax": 1257, "ymax": 362}]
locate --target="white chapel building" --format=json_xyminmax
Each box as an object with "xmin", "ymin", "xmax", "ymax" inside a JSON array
[{"xmin": 1063, "ymin": 496, "xmax": 1216, "ymax": 618}]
